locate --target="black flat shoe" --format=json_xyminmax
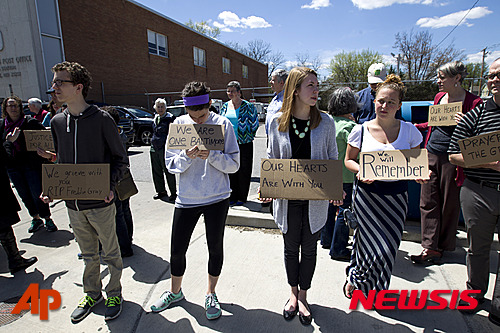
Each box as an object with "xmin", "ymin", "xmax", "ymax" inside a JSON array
[
  {"xmin": 282, "ymin": 299, "xmax": 297, "ymax": 320},
  {"xmin": 298, "ymin": 301, "xmax": 312, "ymax": 326},
  {"xmin": 489, "ymin": 313, "xmax": 500, "ymax": 327}
]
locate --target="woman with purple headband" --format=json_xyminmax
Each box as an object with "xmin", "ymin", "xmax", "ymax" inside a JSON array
[{"xmin": 150, "ymin": 82, "xmax": 240, "ymax": 321}]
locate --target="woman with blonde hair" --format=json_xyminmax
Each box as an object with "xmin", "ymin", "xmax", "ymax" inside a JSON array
[
  {"xmin": 262, "ymin": 67, "xmax": 341, "ymax": 325},
  {"xmin": 344, "ymin": 74, "xmax": 427, "ymax": 297}
]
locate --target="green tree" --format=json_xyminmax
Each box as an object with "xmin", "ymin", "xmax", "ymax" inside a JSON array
[
  {"xmin": 186, "ymin": 20, "xmax": 220, "ymax": 39},
  {"xmin": 464, "ymin": 62, "xmax": 488, "ymax": 92},
  {"xmin": 326, "ymin": 49, "xmax": 383, "ymax": 90}
]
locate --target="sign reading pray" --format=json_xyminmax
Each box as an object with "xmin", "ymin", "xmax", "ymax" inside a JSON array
[{"xmin": 458, "ymin": 130, "xmax": 500, "ymax": 167}]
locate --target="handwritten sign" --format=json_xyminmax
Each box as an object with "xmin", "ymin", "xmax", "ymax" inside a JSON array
[
  {"xmin": 260, "ymin": 159, "xmax": 343, "ymax": 200},
  {"xmin": 359, "ymin": 149, "xmax": 429, "ymax": 180},
  {"xmin": 166, "ymin": 124, "xmax": 224, "ymax": 150},
  {"xmin": 24, "ymin": 130, "xmax": 54, "ymax": 152},
  {"xmin": 428, "ymin": 102, "xmax": 462, "ymax": 126},
  {"xmin": 42, "ymin": 164, "xmax": 110, "ymax": 200},
  {"xmin": 458, "ymin": 130, "xmax": 500, "ymax": 167}
]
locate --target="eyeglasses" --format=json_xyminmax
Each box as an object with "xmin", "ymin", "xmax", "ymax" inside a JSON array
[
  {"xmin": 484, "ymin": 72, "xmax": 500, "ymax": 80},
  {"xmin": 50, "ymin": 79, "xmax": 74, "ymax": 87}
]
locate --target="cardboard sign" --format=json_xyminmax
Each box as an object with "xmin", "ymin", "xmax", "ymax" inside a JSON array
[
  {"xmin": 166, "ymin": 124, "xmax": 224, "ymax": 150},
  {"xmin": 428, "ymin": 102, "xmax": 462, "ymax": 126},
  {"xmin": 359, "ymin": 149, "xmax": 429, "ymax": 180},
  {"xmin": 42, "ymin": 164, "xmax": 110, "ymax": 200},
  {"xmin": 260, "ymin": 159, "xmax": 343, "ymax": 200},
  {"xmin": 458, "ymin": 130, "xmax": 500, "ymax": 167},
  {"xmin": 24, "ymin": 130, "xmax": 54, "ymax": 152}
]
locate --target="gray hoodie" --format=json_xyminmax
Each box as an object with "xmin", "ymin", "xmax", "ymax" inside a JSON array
[{"xmin": 166, "ymin": 111, "xmax": 240, "ymax": 208}]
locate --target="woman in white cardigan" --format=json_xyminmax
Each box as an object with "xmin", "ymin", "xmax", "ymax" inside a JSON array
[{"xmin": 262, "ymin": 67, "xmax": 342, "ymax": 325}]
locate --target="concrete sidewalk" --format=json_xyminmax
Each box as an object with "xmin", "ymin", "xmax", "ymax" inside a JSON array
[{"xmin": 1, "ymin": 180, "xmax": 499, "ymax": 332}]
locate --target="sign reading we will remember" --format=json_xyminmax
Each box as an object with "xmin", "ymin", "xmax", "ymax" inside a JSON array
[
  {"xmin": 166, "ymin": 124, "xmax": 224, "ymax": 150},
  {"xmin": 260, "ymin": 159, "xmax": 343, "ymax": 200},
  {"xmin": 42, "ymin": 164, "xmax": 109, "ymax": 200},
  {"xmin": 24, "ymin": 130, "xmax": 54, "ymax": 152},
  {"xmin": 359, "ymin": 149, "xmax": 429, "ymax": 180},
  {"xmin": 458, "ymin": 130, "xmax": 500, "ymax": 167},
  {"xmin": 428, "ymin": 102, "xmax": 462, "ymax": 126}
]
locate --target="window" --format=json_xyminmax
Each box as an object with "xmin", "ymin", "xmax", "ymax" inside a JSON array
[
  {"xmin": 193, "ymin": 47, "xmax": 206, "ymax": 67},
  {"xmin": 242, "ymin": 65, "xmax": 248, "ymax": 79},
  {"xmin": 148, "ymin": 30, "xmax": 168, "ymax": 57},
  {"xmin": 222, "ymin": 57, "xmax": 231, "ymax": 74}
]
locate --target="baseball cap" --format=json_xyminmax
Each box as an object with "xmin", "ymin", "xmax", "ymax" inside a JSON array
[{"xmin": 367, "ymin": 63, "xmax": 387, "ymax": 84}]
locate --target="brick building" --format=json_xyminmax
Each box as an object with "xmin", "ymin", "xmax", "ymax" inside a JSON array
[{"xmin": 0, "ymin": 0, "xmax": 268, "ymax": 107}]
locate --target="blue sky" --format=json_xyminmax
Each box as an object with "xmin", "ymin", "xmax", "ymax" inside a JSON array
[{"xmin": 135, "ymin": 0, "xmax": 499, "ymax": 78}]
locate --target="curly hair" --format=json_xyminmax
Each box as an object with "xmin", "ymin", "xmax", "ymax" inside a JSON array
[
  {"xmin": 52, "ymin": 61, "xmax": 92, "ymax": 98},
  {"xmin": 375, "ymin": 74, "xmax": 406, "ymax": 103},
  {"xmin": 181, "ymin": 81, "xmax": 211, "ymax": 111},
  {"xmin": 327, "ymin": 87, "xmax": 358, "ymax": 117},
  {"xmin": 2, "ymin": 95, "xmax": 23, "ymax": 119}
]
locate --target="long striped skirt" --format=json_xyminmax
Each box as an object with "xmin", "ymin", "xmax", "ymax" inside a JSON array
[{"xmin": 347, "ymin": 181, "xmax": 408, "ymax": 295}]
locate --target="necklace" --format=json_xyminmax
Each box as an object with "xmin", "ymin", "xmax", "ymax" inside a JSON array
[{"xmin": 292, "ymin": 117, "xmax": 310, "ymax": 139}]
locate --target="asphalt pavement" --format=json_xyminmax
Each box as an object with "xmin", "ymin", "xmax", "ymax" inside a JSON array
[{"xmin": 0, "ymin": 124, "xmax": 499, "ymax": 332}]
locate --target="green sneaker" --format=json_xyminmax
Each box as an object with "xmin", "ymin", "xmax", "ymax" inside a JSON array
[
  {"xmin": 28, "ymin": 218, "xmax": 43, "ymax": 233},
  {"xmin": 105, "ymin": 296, "xmax": 123, "ymax": 321},
  {"xmin": 205, "ymin": 293, "xmax": 221, "ymax": 320},
  {"xmin": 150, "ymin": 290, "xmax": 184, "ymax": 313},
  {"xmin": 45, "ymin": 218, "xmax": 58, "ymax": 232},
  {"xmin": 70, "ymin": 294, "xmax": 103, "ymax": 323}
]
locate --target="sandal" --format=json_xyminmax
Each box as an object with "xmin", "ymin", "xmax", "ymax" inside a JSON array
[{"xmin": 343, "ymin": 280, "xmax": 354, "ymax": 299}]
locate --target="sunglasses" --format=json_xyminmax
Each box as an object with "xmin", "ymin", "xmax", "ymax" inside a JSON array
[{"xmin": 484, "ymin": 72, "xmax": 500, "ymax": 81}]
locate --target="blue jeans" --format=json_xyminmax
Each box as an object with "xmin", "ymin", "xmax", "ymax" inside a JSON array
[
  {"xmin": 7, "ymin": 165, "xmax": 50, "ymax": 218},
  {"xmin": 320, "ymin": 183, "xmax": 353, "ymax": 257}
]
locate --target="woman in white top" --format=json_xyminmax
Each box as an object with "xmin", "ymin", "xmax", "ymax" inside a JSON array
[{"xmin": 344, "ymin": 74, "xmax": 427, "ymax": 298}]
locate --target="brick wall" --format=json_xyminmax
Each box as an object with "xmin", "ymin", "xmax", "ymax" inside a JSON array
[{"xmin": 58, "ymin": 0, "xmax": 268, "ymax": 108}]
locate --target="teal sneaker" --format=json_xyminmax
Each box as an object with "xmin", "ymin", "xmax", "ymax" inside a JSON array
[
  {"xmin": 45, "ymin": 218, "xmax": 58, "ymax": 232},
  {"xmin": 28, "ymin": 218, "xmax": 43, "ymax": 233},
  {"xmin": 150, "ymin": 290, "xmax": 184, "ymax": 313},
  {"xmin": 205, "ymin": 293, "xmax": 221, "ymax": 320}
]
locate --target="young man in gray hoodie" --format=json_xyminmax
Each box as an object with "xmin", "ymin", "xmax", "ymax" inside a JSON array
[{"xmin": 42, "ymin": 61, "xmax": 128, "ymax": 323}]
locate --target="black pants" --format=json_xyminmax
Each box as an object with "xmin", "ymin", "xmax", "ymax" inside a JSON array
[
  {"xmin": 229, "ymin": 142, "xmax": 253, "ymax": 202},
  {"xmin": 170, "ymin": 198, "xmax": 229, "ymax": 277},
  {"xmin": 283, "ymin": 200, "xmax": 320, "ymax": 290}
]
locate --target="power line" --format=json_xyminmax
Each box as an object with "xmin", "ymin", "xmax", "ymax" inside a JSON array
[{"xmin": 435, "ymin": 0, "xmax": 480, "ymax": 48}]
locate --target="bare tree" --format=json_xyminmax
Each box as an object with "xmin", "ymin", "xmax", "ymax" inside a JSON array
[
  {"xmin": 246, "ymin": 39, "xmax": 272, "ymax": 62},
  {"xmin": 225, "ymin": 41, "xmax": 248, "ymax": 55},
  {"xmin": 394, "ymin": 30, "xmax": 464, "ymax": 81},
  {"xmin": 266, "ymin": 50, "xmax": 285, "ymax": 79},
  {"xmin": 185, "ymin": 20, "xmax": 221, "ymax": 39}
]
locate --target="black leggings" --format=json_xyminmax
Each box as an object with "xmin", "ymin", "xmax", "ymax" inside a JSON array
[
  {"xmin": 283, "ymin": 200, "xmax": 320, "ymax": 290},
  {"xmin": 170, "ymin": 198, "xmax": 229, "ymax": 277}
]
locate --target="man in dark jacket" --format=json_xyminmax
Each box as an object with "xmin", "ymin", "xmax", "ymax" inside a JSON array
[
  {"xmin": 150, "ymin": 98, "xmax": 176, "ymax": 201},
  {"xmin": 42, "ymin": 61, "xmax": 128, "ymax": 323}
]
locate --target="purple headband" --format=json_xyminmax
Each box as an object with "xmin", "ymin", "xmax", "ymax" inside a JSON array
[{"xmin": 182, "ymin": 94, "xmax": 210, "ymax": 107}]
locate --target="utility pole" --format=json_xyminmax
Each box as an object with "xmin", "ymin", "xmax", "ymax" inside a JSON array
[
  {"xmin": 391, "ymin": 53, "xmax": 401, "ymax": 75},
  {"xmin": 479, "ymin": 47, "xmax": 488, "ymax": 96}
]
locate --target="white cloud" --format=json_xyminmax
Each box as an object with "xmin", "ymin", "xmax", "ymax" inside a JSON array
[
  {"xmin": 215, "ymin": 11, "xmax": 271, "ymax": 31},
  {"xmin": 466, "ymin": 50, "xmax": 500, "ymax": 65},
  {"xmin": 352, "ymin": 0, "xmax": 434, "ymax": 10},
  {"xmin": 301, "ymin": 0, "xmax": 331, "ymax": 10},
  {"xmin": 416, "ymin": 7, "xmax": 492, "ymax": 29},
  {"xmin": 241, "ymin": 16, "xmax": 272, "ymax": 29}
]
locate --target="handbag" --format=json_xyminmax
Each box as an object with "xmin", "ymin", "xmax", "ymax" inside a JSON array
[
  {"xmin": 345, "ymin": 125, "xmax": 364, "ymax": 229},
  {"xmin": 115, "ymin": 168, "xmax": 138, "ymax": 201}
]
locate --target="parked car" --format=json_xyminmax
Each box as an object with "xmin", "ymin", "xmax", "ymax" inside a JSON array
[
  {"xmin": 115, "ymin": 109, "xmax": 136, "ymax": 148},
  {"xmin": 115, "ymin": 106, "xmax": 154, "ymax": 145},
  {"xmin": 166, "ymin": 105, "xmax": 186, "ymax": 117}
]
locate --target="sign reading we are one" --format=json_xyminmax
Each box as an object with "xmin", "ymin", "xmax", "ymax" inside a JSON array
[{"xmin": 166, "ymin": 124, "xmax": 225, "ymax": 150}]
